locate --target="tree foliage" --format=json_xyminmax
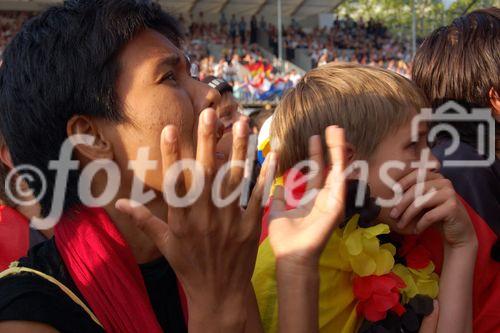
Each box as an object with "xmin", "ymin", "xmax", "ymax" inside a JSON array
[{"xmin": 335, "ymin": 0, "xmax": 499, "ymax": 38}]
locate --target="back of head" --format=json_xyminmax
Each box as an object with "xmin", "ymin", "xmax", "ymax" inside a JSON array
[
  {"xmin": 272, "ymin": 63, "xmax": 428, "ymax": 174},
  {"xmin": 412, "ymin": 7, "xmax": 500, "ymax": 108}
]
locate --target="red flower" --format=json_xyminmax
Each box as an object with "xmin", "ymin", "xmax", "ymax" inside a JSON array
[
  {"xmin": 400, "ymin": 228, "xmax": 443, "ymax": 270},
  {"xmin": 353, "ymin": 273, "xmax": 406, "ymax": 322},
  {"xmin": 405, "ymin": 244, "xmax": 432, "ymax": 269}
]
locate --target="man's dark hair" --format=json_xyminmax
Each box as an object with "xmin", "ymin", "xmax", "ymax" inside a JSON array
[
  {"xmin": 0, "ymin": 0, "xmax": 182, "ymax": 216},
  {"xmin": 412, "ymin": 7, "xmax": 499, "ymax": 108}
]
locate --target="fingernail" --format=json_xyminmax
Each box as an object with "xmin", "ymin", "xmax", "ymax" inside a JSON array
[
  {"xmin": 165, "ymin": 128, "xmax": 177, "ymax": 143},
  {"xmin": 309, "ymin": 135, "xmax": 321, "ymax": 144},
  {"xmin": 203, "ymin": 108, "xmax": 216, "ymax": 125},
  {"xmin": 390, "ymin": 208, "xmax": 398, "ymax": 219}
]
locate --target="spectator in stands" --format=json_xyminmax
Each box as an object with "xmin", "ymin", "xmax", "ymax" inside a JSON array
[
  {"xmin": 229, "ymin": 14, "xmax": 237, "ymax": 43},
  {"xmin": 239, "ymin": 16, "xmax": 247, "ymax": 44},
  {"xmin": 250, "ymin": 15, "xmax": 258, "ymax": 44},
  {"xmin": 219, "ymin": 12, "xmax": 227, "ymax": 33},
  {"xmin": 202, "ymin": 76, "xmax": 241, "ymax": 168},
  {"xmin": 0, "ymin": 133, "xmax": 52, "ymax": 271}
]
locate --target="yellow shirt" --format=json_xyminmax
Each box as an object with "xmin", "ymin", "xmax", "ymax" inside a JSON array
[{"xmin": 252, "ymin": 236, "xmax": 361, "ymax": 333}]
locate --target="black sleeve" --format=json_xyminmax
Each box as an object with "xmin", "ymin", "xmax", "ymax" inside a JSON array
[{"xmin": 0, "ymin": 273, "xmax": 104, "ymax": 333}]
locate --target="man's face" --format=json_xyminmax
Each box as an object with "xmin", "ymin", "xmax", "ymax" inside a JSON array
[
  {"xmin": 99, "ymin": 29, "xmax": 220, "ymax": 191},
  {"xmin": 363, "ymin": 116, "xmax": 439, "ymax": 234}
]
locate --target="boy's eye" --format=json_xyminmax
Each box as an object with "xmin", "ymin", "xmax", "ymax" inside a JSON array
[{"xmin": 405, "ymin": 142, "xmax": 418, "ymax": 151}]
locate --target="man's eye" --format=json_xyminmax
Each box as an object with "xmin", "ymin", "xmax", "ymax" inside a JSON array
[{"xmin": 161, "ymin": 72, "xmax": 176, "ymax": 83}]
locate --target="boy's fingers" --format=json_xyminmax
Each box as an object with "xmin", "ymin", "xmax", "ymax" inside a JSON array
[
  {"xmin": 395, "ymin": 169, "xmax": 441, "ymax": 193},
  {"xmin": 393, "ymin": 178, "xmax": 450, "ymax": 226},
  {"xmin": 270, "ymin": 185, "xmax": 286, "ymax": 213},
  {"xmin": 305, "ymin": 135, "xmax": 325, "ymax": 193},
  {"xmin": 317, "ymin": 126, "xmax": 346, "ymax": 214},
  {"xmin": 413, "ymin": 200, "xmax": 455, "ymax": 234}
]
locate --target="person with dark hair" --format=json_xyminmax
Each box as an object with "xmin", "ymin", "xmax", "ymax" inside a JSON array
[
  {"xmin": 412, "ymin": 7, "xmax": 500, "ymax": 333},
  {"xmin": 202, "ymin": 76, "xmax": 240, "ymax": 169},
  {"xmin": 0, "ymin": 1, "xmax": 256, "ymax": 332},
  {"xmin": 0, "ymin": 1, "xmax": 350, "ymax": 332},
  {"xmin": 0, "ymin": 132, "xmax": 51, "ymax": 271}
]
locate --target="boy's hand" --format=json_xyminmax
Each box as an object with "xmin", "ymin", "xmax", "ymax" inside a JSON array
[
  {"xmin": 268, "ymin": 126, "xmax": 347, "ymax": 268},
  {"xmin": 391, "ymin": 170, "xmax": 477, "ymax": 249}
]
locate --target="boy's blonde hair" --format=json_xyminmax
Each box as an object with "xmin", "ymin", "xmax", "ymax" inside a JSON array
[{"xmin": 271, "ymin": 63, "xmax": 429, "ymax": 174}]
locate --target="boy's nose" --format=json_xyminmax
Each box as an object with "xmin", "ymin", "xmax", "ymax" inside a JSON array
[{"xmin": 428, "ymin": 151, "xmax": 441, "ymax": 172}]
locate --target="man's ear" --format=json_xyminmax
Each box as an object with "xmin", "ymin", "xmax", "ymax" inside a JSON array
[
  {"xmin": 489, "ymin": 88, "xmax": 500, "ymax": 120},
  {"xmin": 66, "ymin": 115, "xmax": 114, "ymax": 161},
  {"xmin": 0, "ymin": 143, "xmax": 14, "ymax": 169}
]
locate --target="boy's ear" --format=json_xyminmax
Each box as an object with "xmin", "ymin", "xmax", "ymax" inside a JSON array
[
  {"xmin": 344, "ymin": 143, "xmax": 359, "ymax": 179},
  {"xmin": 489, "ymin": 88, "xmax": 500, "ymax": 120},
  {"xmin": 345, "ymin": 143, "xmax": 356, "ymax": 163},
  {"xmin": 66, "ymin": 115, "xmax": 114, "ymax": 161},
  {"xmin": 0, "ymin": 144, "xmax": 14, "ymax": 169}
]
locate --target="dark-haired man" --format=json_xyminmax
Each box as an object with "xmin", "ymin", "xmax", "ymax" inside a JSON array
[{"xmin": 0, "ymin": 1, "xmax": 267, "ymax": 332}]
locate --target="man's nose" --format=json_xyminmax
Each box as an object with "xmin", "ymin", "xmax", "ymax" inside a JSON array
[{"xmin": 194, "ymin": 80, "xmax": 221, "ymax": 116}]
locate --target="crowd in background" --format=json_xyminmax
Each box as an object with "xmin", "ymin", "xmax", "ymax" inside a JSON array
[{"xmin": 1, "ymin": 10, "xmax": 411, "ymax": 102}]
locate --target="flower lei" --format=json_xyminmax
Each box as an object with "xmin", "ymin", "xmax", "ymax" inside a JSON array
[
  {"xmin": 324, "ymin": 180, "xmax": 439, "ymax": 332},
  {"xmin": 331, "ymin": 209, "xmax": 439, "ymax": 332}
]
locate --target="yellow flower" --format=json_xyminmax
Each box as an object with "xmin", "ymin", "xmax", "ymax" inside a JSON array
[
  {"xmin": 322, "ymin": 215, "xmax": 396, "ymax": 277},
  {"xmin": 392, "ymin": 263, "xmax": 439, "ymax": 303}
]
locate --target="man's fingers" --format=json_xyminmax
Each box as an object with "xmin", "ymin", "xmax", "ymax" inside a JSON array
[
  {"xmin": 244, "ymin": 152, "xmax": 277, "ymax": 232},
  {"xmin": 115, "ymin": 199, "xmax": 169, "ymax": 247},
  {"xmin": 196, "ymin": 108, "xmax": 218, "ymax": 179},
  {"xmin": 419, "ymin": 300, "xmax": 439, "ymax": 333},
  {"xmin": 161, "ymin": 125, "xmax": 186, "ymax": 197},
  {"xmin": 227, "ymin": 119, "xmax": 249, "ymax": 193}
]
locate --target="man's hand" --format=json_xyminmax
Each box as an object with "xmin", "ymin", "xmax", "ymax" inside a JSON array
[{"xmin": 116, "ymin": 108, "xmax": 274, "ymax": 332}]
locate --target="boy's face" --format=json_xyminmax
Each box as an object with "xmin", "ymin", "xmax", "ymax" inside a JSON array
[
  {"xmin": 98, "ymin": 28, "xmax": 221, "ymax": 191},
  {"xmin": 364, "ymin": 115, "xmax": 439, "ymax": 234}
]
